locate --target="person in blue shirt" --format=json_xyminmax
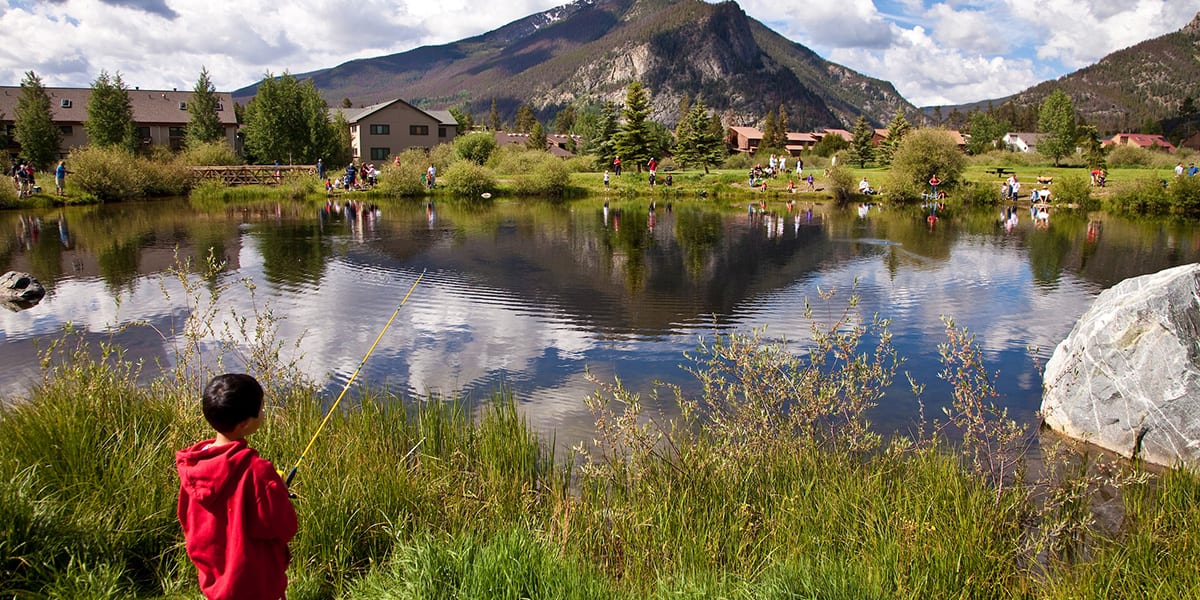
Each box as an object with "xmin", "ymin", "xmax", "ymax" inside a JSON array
[
  {"xmin": 54, "ymin": 161, "xmax": 68, "ymax": 195},
  {"xmin": 1189, "ymin": 163, "xmax": 1198, "ymax": 177}
]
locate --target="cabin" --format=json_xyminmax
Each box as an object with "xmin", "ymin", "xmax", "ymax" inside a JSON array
[
  {"xmin": 337, "ymin": 99, "xmax": 458, "ymax": 162},
  {"xmin": 0, "ymin": 86, "xmax": 238, "ymax": 159},
  {"xmin": 1104, "ymin": 133, "xmax": 1176, "ymax": 153},
  {"xmin": 494, "ymin": 131, "xmax": 582, "ymax": 157},
  {"xmin": 1001, "ymin": 132, "xmax": 1045, "ymax": 153}
]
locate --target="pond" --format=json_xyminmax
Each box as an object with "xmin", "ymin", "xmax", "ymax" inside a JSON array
[{"xmin": 2, "ymin": 197, "xmax": 1198, "ymax": 446}]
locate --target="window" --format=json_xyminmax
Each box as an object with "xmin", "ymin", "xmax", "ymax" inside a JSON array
[
  {"xmin": 178, "ymin": 101, "xmax": 187, "ymax": 110},
  {"xmin": 59, "ymin": 125, "xmax": 73, "ymax": 136},
  {"xmin": 369, "ymin": 147, "xmax": 391, "ymax": 160},
  {"xmin": 438, "ymin": 127, "xmax": 447, "ymax": 138},
  {"xmin": 169, "ymin": 127, "xmax": 186, "ymax": 138},
  {"xmin": 60, "ymin": 98, "xmax": 72, "ymax": 108},
  {"xmin": 369, "ymin": 124, "xmax": 390, "ymax": 135},
  {"xmin": 215, "ymin": 102, "xmax": 224, "ymax": 111},
  {"xmin": 136, "ymin": 127, "xmax": 151, "ymax": 143},
  {"xmin": 410, "ymin": 125, "xmax": 429, "ymax": 136}
]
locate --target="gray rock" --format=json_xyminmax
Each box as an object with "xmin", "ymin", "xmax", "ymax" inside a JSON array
[
  {"xmin": 1042, "ymin": 263, "xmax": 1200, "ymax": 468},
  {"xmin": 0, "ymin": 271, "xmax": 46, "ymax": 305}
]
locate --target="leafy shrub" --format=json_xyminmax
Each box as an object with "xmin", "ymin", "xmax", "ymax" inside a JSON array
[
  {"xmin": 0, "ymin": 175, "xmax": 17, "ymax": 207},
  {"xmin": 721, "ymin": 151, "xmax": 756, "ymax": 170},
  {"xmin": 180, "ymin": 141, "xmax": 241, "ymax": 166},
  {"xmin": 442, "ymin": 161, "xmax": 497, "ymax": 198},
  {"xmin": 67, "ymin": 146, "xmax": 148, "ymax": 200},
  {"xmin": 511, "ymin": 153, "xmax": 571, "ymax": 198},
  {"xmin": 827, "ymin": 165, "xmax": 856, "ymax": 206},
  {"xmin": 1051, "ymin": 174, "xmax": 1096, "ymax": 210},
  {"xmin": 429, "ymin": 143, "xmax": 456, "ymax": 173},
  {"xmin": 375, "ymin": 160, "xmax": 427, "ymax": 196},
  {"xmin": 888, "ymin": 128, "xmax": 966, "ymax": 200},
  {"xmin": 562, "ymin": 155, "xmax": 595, "ymax": 173},
  {"xmin": 1105, "ymin": 144, "xmax": 1154, "ymax": 167},
  {"xmin": 1105, "ymin": 177, "xmax": 1171, "ymax": 215},
  {"xmin": 957, "ymin": 181, "xmax": 1002, "ymax": 206},
  {"xmin": 1169, "ymin": 172, "xmax": 1200, "ymax": 216},
  {"xmin": 454, "ymin": 132, "xmax": 499, "ymax": 165}
]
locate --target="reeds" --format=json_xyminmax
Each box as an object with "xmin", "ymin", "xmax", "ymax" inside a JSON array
[{"xmin": 0, "ymin": 261, "xmax": 1197, "ymax": 598}]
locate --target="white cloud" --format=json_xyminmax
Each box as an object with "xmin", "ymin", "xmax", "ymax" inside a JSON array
[{"xmin": 1, "ymin": 0, "xmax": 1199, "ymax": 106}]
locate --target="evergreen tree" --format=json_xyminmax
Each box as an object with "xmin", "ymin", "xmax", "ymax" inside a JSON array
[
  {"xmin": 877, "ymin": 108, "xmax": 910, "ymax": 166},
  {"xmin": 526, "ymin": 121, "xmax": 547, "ymax": 151},
  {"xmin": 846, "ymin": 116, "xmax": 875, "ymax": 168},
  {"xmin": 674, "ymin": 100, "xmax": 724, "ymax": 173},
  {"xmin": 1037, "ymin": 89, "xmax": 1077, "ymax": 166},
  {"xmin": 1077, "ymin": 125, "xmax": 1108, "ymax": 171},
  {"xmin": 328, "ymin": 110, "xmax": 353, "ymax": 167},
  {"xmin": 514, "ymin": 104, "xmax": 537, "ymax": 133},
  {"xmin": 449, "ymin": 106, "xmax": 474, "ymax": 132},
  {"xmin": 705, "ymin": 112, "xmax": 728, "ymax": 171},
  {"xmin": 186, "ymin": 67, "xmax": 224, "ymax": 147},
  {"xmin": 341, "ymin": 98, "xmax": 353, "ymax": 108},
  {"xmin": 760, "ymin": 110, "xmax": 778, "ymax": 152},
  {"xmin": 553, "ymin": 105, "xmax": 576, "ymax": 134},
  {"xmin": 487, "ymin": 98, "xmax": 500, "ymax": 131},
  {"xmin": 775, "ymin": 104, "xmax": 790, "ymax": 148},
  {"xmin": 593, "ymin": 100, "xmax": 620, "ymax": 169},
  {"xmin": 15, "ymin": 71, "xmax": 61, "ymax": 169},
  {"xmin": 677, "ymin": 93, "xmax": 691, "ymax": 130},
  {"xmin": 0, "ymin": 110, "xmax": 7, "ymax": 151},
  {"xmin": 614, "ymin": 81, "xmax": 654, "ymax": 173},
  {"xmin": 85, "ymin": 70, "xmax": 136, "ymax": 152},
  {"xmin": 242, "ymin": 72, "xmax": 338, "ymax": 164}
]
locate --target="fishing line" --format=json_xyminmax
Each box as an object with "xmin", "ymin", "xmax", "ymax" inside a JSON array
[{"xmin": 284, "ymin": 269, "xmax": 425, "ymax": 487}]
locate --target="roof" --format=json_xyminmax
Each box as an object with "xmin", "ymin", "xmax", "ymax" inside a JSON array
[
  {"xmin": 335, "ymin": 98, "xmax": 456, "ymax": 126},
  {"xmin": 820, "ymin": 129, "xmax": 853, "ymax": 142},
  {"xmin": 1004, "ymin": 132, "xmax": 1045, "ymax": 143},
  {"xmin": 729, "ymin": 126, "xmax": 763, "ymax": 139},
  {"xmin": 0, "ymin": 86, "xmax": 236, "ymax": 125},
  {"xmin": 1105, "ymin": 133, "xmax": 1176, "ymax": 152},
  {"xmin": 786, "ymin": 132, "xmax": 817, "ymax": 143}
]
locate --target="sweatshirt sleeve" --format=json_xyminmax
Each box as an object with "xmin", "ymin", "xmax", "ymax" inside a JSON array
[{"xmin": 249, "ymin": 462, "xmax": 298, "ymax": 543}]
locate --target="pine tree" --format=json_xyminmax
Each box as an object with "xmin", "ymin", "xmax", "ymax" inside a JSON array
[
  {"xmin": 704, "ymin": 112, "xmax": 728, "ymax": 172},
  {"xmin": 186, "ymin": 67, "xmax": 224, "ymax": 148},
  {"xmin": 614, "ymin": 82, "xmax": 654, "ymax": 173},
  {"xmin": 846, "ymin": 116, "xmax": 875, "ymax": 168},
  {"xmin": 15, "ymin": 71, "xmax": 61, "ymax": 169},
  {"xmin": 877, "ymin": 108, "xmax": 910, "ymax": 166},
  {"xmin": 553, "ymin": 105, "xmax": 576, "ymax": 134},
  {"xmin": 775, "ymin": 104, "xmax": 790, "ymax": 149},
  {"xmin": 594, "ymin": 101, "xmax": 620, "ymax": 170},
  {"xmin": 85, "ymin": 70, "xmax": 136, "ymax": 152},
  {"xmin": 760, "ymin": 110, "xmax": 778, "ymax": 152},
  {"xmin": 487, "ymin": 98, "xmax": 500, "ymax": 131},
  {"xmin": 526, "ymin": 120, "xmax": 547, "ymax": 151},
  {"xmin": 242, "ymin": 72, "xmax": 338, "ymax": 164}
]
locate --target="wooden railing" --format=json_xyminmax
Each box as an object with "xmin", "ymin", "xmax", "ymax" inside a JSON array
[{"xmin": 191, "ymin": 165, "xmax": 317, "ymax": 186}]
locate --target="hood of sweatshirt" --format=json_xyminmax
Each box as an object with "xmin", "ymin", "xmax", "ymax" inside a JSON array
[{"xmin": 176, "ymin": 439, "xmax": 256, "ymax": 506}]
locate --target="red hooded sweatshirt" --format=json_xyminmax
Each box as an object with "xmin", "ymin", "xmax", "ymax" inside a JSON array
[{"xmin": 177, "ymin": 439, "xmax": 297, "ymax": 600}]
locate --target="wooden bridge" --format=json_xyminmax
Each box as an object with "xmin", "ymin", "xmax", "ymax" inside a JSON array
[{"xmin": 191, "ymin": 165, "xmax": 317, "ymax": 186}]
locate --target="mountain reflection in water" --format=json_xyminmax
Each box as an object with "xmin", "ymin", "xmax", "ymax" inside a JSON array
[{"xmin": 2, "ymin": 198, "xmax": 1198, "ymax": 446}]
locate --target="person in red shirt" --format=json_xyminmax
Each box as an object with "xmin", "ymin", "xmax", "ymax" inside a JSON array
[
  {"xmin": 929, "ymin": 174, "xmax": 941, "ymax": 198},
  {"xmin": 177, "ymin": 374, "xmax": 297, "ymax": 600}
]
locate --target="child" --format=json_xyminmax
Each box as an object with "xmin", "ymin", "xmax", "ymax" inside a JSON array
[{"xmin": 177, "ymin": 373, "xmax": 297, "ymax": 600}]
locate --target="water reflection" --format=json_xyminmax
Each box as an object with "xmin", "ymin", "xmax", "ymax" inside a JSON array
[{"xmin": 2, "ymin": 198, "xmax": 1199, "ymax": 444}]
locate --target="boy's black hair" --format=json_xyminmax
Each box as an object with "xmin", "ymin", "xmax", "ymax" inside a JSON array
[{"xmin": 202, "ymin": 373, "xmax": 264, "ymax": 434}]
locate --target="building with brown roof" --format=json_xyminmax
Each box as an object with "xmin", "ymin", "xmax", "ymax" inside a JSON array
[
  {"xmin": 0, "ymin": 86, "xmax": 237, "ymax": 159},
  {"xmin": 337, "ymin": 99, "xmax": 458, "ymax": 162},
  {"xmin": 1104, "ymin": 133, "xmax": 1176, "ymax": 153}
]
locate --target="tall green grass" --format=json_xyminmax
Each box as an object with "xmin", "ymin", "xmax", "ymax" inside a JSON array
[{"xmin": 1, "ymin": 263, "xmax": 1198, "ymax": 598}]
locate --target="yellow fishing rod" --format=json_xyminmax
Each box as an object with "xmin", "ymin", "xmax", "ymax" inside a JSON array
[{"xmin": 284, "ymin": 269, "xmax": 425, "ymax": 487}]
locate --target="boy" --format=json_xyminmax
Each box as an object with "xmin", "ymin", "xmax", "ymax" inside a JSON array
[{"xmin": 177, "ymin": 373, "xmax": 297, "ymax": 600}]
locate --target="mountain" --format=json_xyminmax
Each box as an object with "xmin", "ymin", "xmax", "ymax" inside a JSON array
[
  {"xmin": 233, "ymin": 0, "xmax": 913, "ymax": 129},
  {"xmin": 933, "ymin": 12, "xmax": 1200, "ymax": 134}
]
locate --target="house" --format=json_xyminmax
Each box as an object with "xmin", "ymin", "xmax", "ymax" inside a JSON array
[
  {"xmin": 1001, "ymin": 132, "xmax": 1045, "ymax": 153},
  {"xmin": 1104, "ymin": 133, "xmax": 1176, "ymax": 153},
  {"xmin": 1181, "ymin": 131, "xmax": 1200, "ymax": 152},
  {"xmin": 817, "ymin": 129, "xmax": 853, "ymax": 143},
  {"xmin": 727, "ymin": 126, "xmax": 763, "ymax": 153},
  {"xmin": 0, "ymin": 86, "xmax": 238, "ymax": 158},
  {"xmin": 784, "ymin": 132, "xmax": 817, "ymax": 156},
  {"xmin": 337, "ymin": 99, "xmax": 458, "ymax": 162},
  {"xmin": 494, "ymin": 131, "xmax": 582, "ymax": 157}
]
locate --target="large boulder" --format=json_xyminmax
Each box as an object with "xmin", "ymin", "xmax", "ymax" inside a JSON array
[
  {"xmin": 0, "ymin": 271, "xmax": 46, "ymax": 311},
  {"xmin": 1042, "ymin": 263, "xmax": 1200, "ymax": 468}
]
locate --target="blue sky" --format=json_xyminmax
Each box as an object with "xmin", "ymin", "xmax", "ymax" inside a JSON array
[{"xmin": 1, "ymin": 0, "xmax": 1198, "ymax": 106}]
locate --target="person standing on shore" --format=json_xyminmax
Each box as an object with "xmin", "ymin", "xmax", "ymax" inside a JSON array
[{"xmin": 55, "ymin": 161, "xmax": 68, "ymax": 196}]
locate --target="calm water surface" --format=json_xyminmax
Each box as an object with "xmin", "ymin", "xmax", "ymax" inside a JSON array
[{"xmin": 2, "ymin": 197, "xmax": 1198, "ymax": 444}]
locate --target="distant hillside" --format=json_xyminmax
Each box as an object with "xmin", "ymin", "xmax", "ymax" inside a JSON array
[
  {"xmin": 234, "ymin": 0, "xmax": 913, "ymax": 129},
  {"xmin": 933, "ymin": 12, "xmax": 1200, "ymax": 134}
]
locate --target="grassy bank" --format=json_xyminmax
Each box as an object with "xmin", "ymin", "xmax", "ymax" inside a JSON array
[{"xmin": 2, "ymin": 262, "xmax": 1198, "ymax": 599}]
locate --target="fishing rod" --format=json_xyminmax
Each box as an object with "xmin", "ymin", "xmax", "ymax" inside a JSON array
[{"xmin": 284, "ymin": 269, "xmax": 425, "ymax": 487}]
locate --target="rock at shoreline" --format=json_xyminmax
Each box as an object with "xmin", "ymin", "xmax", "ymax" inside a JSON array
[
  {"xmin": 1041, "ymin": 263, "xmax": 1200, "ymax": 468},
  {"xmin": 0, "ymin": 271, "xmax": 46, "ymax": 310}
]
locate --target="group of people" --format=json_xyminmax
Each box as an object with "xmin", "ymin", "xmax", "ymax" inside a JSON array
[
  {"xmin": 9, "ymin": 159, "xmax": 67, "ymax": 198},
  {"xmin": 1174, "ymin": 162, "xmax": 1199, "ymax": 178}
]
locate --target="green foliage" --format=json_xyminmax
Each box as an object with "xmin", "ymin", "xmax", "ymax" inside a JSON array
[
  {"xmin": 241, "ymin": 72, "xmax": 339, "ymax": 165},
  {"xmin": 812, "ymin": 132, "xmax": 849, "ymax": 157},
  {"xmin": 507, "ymin": 151, "xmax": 571, "ymax": 198},
  {"xmin": 449, "ymin": 105, "xmax": 474, "ymax": 132},
  {"xmin": 614, "ymin": 82, "xmax": 655, "ymax": 172},
  {"xmin": 178, "ymin": 141, "xmax": 240, "ymax": 166},
  {"xmin": 1105, "ymin": 144, "xmax": 1180, "ymax": 168},
  {"xmin": 186, "ymin": 67, "xmax": 224, "ymax": 148},
  {"xmin": 327, "ymin": 111, "xmax": 353, "ymax": 168},
  {"xmin": 527, "ymin": 121, "xmax": 548, "ymax": 151},
  {"xmin": 966, "ymin": 111, "xmax": 1008, "ymax": 155},
  {"xmin": 375, "ymin": 150, "xmax": 428, "ymax": 196},
  {"xmin": 887, "ymin": 128, "xmax": 967, "ymax": 200},
  {"xmin": 1051, "ymin": 174, "xmax": 1096, "ymax": 209},
  {"xmin": 877, "ymin": 108, "xmax": 910, "ymax": 166},
  {"xmin": 589, "ymin": 101, "xmax": 620, "ymax": 170},
  {"xmin": 442, "ymin": 160, "xmax": 498, "ymax": 198},
  {"xmin": 514, "ymin": 104, "xmax": 537, "ymax": 134},
  {"xmin": 827, "ymin": 165, "xmax": 856, "ymax": 205},
  {"xmin": 1169, "ymin": 172, "xmax": 1200, "ymax": 216},
  {"xmin": 455, "ymin": 132, "xmax": 499, "ymax": 165},
  {"xmin": 1105, "ymin": 177, "xmax": 1172, "ymax": 215},
  {"xmin": 66, "ymin": 146, "xmax": 190, "ymax": 200},
  {"xmin": 0, "ymin": 172, "xmax": 17, "ymax": 207},
  {"xmin": 15, "ymin": 71, "xmax": 62, "ymax": 170},
  {"xmin": 956, "ymin": 181, "xmax": 1002, "ymax": 205},
  {"xmin": 1038, "ymin": 90, "xmax": 1078, "ymax": 166},
  {"xmin": 673, "ymin": 100, "xmax": 723, "ymax": 173},
  {"xmin": 487, "ymin": 98, "xmax": 500, "ymax": 131},
  {"xmin": 847, "ymin": 116, "xmax": 875, "ymax": 168},
  {"xmin": 1077, "ymin": 125, "xmax": 1108, "ymax": 171},
  {"xmin": 85, "ymin": 70, "xmax": 136, "ymax": 152}
]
